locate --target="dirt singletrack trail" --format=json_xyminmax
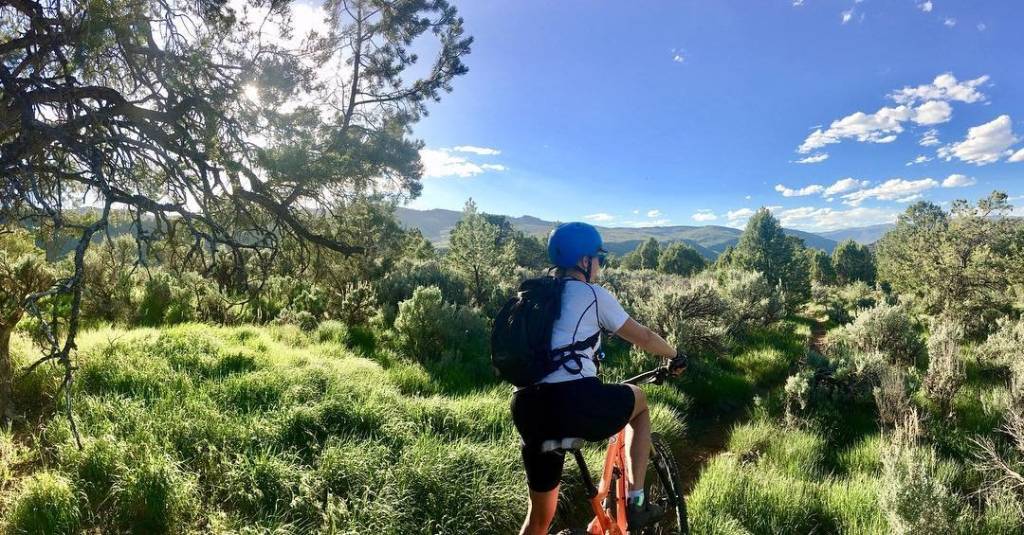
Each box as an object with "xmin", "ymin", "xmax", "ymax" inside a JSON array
[{"xmin": 676, "ymin": 315, "xmax": 827, "ymax": 495}]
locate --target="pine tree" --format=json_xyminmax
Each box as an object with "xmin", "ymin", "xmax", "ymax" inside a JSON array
[{"xmin": 446, "ymin": 199, "xmax": 514, "ymax": 306}]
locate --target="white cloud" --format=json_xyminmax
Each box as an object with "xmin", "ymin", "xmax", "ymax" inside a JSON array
[
  {"xmin": 798, "ymin": 105, "xmax": 912, "ymax": 153},
  {"xmin": 453, "ymin": 145, "xmax": 501, "ymax": 156},
  {"xmin": 418, "ymin": 148, "xmax": 507, "ymax": 178},
  {"xmin": 920, "ymin": 129, "xmax": 941, "ymax": 146},
  {"xmin": 672, "ymin": 53, "xmax": 685, "ymax": 63},
  {"xmin": 977, "ymin": 23, "xmax": 987, "ymax": 31},
  {"xmin": 942, "ymin": 174, "xmax": 977, "ymax": 188},
  {"xmin": 944, "ymin": 18, "xmax": 956, "ymax": 27},
  {"xmin": 913, "ymin": 100, "xmax": 953, "ymax": 125},
  {"xmin": 583, "ymin": 213, "xmax": 615, "ymax": 222},
  {"xmin": 794, "ymin": 153, "xmax": 829, "ymax": 164},
  {"xmin": 792, "ymin": 0, "xmax": 804, "ymax": 6},
  {"xmin": 724, "ymin": 204, "xmax": 757, "ymax": 219},
  {"xmin": 622, "ymin": 219, "xmax": 671, "ymax": 227},
  {"xmin": 824, "ymin": 177, "xmax": 871, "ymax": 196},
  {"xmin": 775, "ymin": 183, "xmax": 825, "ymax": 197},
  {"xmin": 890, "ymin": 73, "xmax": 989, "ymax": 105},
  {"xmin": 647, "ymin": 209, "xmax": 663, "ymax": 218},
  {"xmin": 691, "ymin": 210, "xmax": 718, "ymax": 222},
  {"xmin": 841, "ymin": 9, "xmax": 854, "ymax": 24},
  {"xmin": 744, "ymin": 195, "xmax": 752, "ymax": 200},
  {"xmin": 938, "ymin": 115, "xmax": 1020, "ymax": 165},
  {"xmin": 906, "ymin": 155, "xmax": 932, "ymax": 166},
  {"xmin": 919, "ymin": 1, "xmax": 933, "ymax": 12},
  {"xmin": 800, "ymin": 74, "xmax": 987, "ymax": 153},
  {"xmin": 1009, "ymin": 148, "xmax": 1024, "ymax": 163},
  {"xmin": 842, "ymin": 178, "xmax": 940, "ymax": 206},
  {"xmin": 775, "ymin": 206, "xmax": 898, "ymax": 232}
]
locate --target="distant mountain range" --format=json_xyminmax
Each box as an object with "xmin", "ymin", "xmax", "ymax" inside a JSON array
[{"xmin": 395, "ymin": 207, "xmax": 896, "ymax": 259}]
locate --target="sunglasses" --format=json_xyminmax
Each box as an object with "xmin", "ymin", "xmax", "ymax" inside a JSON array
[{"xmin": 595, "ymin": 250, "xmax": 608, "ymax": 267}]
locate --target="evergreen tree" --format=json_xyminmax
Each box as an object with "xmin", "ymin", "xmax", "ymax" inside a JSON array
[
  {"xmin": 807, "ymin": 248, "xmax": 837, "ymax": 285},
  {"xmin": 832, "ymin": 240, "xmax": 876, "ymax": 285},
  {"xmin": 876, "ymin": 192, "xmax": 1024, "ymax": 335},
  {"xmin": 446, "ymin": 199, "xmax": 514, "ymax": 306},
  {"xmin": 638, "ymin": 238, "xmax": 661, "ymax": 270},
  {"xmin": 657, "ymin": 243, "xmax": 706, "ymax": 276},
  {"xmin": 731, "ymin": 208, "xmax": 810, "ymax": 305}
]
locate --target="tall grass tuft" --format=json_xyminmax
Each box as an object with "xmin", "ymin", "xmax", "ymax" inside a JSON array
[
  {"xmin": 113, "ymin": 454, "xmax": 198, "ymax": 534},
  {"xmin": 4, "ymin": 472, "xmax": 81, "ymax": 535}
]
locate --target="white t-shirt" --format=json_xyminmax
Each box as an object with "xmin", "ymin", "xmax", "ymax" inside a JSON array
[{"xmin": 538, "ymin": 279, "xmax": 631, "ymax": 384}]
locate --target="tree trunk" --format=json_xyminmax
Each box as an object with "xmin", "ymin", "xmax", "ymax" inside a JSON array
[{"xmin": 0, "ymin": 327, "xmax": 13, "ymax": 423}]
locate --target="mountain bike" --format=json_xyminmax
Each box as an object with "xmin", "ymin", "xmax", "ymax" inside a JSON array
[{"xmin": 552, "ymin": 362, "xmax": 689, "ymax": 535}]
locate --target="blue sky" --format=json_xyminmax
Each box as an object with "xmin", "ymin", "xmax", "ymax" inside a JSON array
[{"xmin": 402, "ymin": 1, "xmax": 1024, "ymax": 231}]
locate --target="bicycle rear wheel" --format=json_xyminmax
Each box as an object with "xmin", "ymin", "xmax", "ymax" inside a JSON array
[{"xmin": 641, "ymin": 432, "xmax": 688, "ymax": 534}]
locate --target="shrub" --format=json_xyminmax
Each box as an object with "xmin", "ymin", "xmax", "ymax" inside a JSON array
[
  {"xmin": 826, "ymin": 303, "xmax": 924, "ymax": 366},
  {"xmin": 4, "ymin": 472, "xmax": 81, "ymax": 535},
  {"xmin": 922, "ymin": 319, "xmax": 966, "ymax": 418},
  {"xmin": 714, "ymin": 268, "xmax": 785, "ymax": 330},
  {"xmin": 135, "ymin": 271, "xmax": 176, "ymax": 326},
  {"xmin": 114, "ymin": 455, "xmax": 197, "ymax": 534},
  {"xmin": 393, "ymin": 286, "xmax": 488, "ymax": 363},
  {"xmin": 329, "ymin": 280, "xmax": 379, "ymax": 326},
  {"xmin": 978, "ymin": 316, "xmax": 1024, "ymax": 373},
  {"xmin": 315, "ymin": 320, "xmax": 351, "ymax": 346},
  {"xmin": 273, "ymin": 308, "xmax": 319, "ymax": 331},
  {"xmin": 879, "ymin": 417, "xmax": 964, "ymax": 534},
  {"xmin": 375, "ymin": 260, "xmax": 468, "ymax": 326},
  {"xmin": 816, "ymin": 281, "xmax": 883, "ymax": 325},
  {"xmin": 81, "ymin": 235, "xmax": 137, "ymax": 324},
  {"xmin": 623, "ymin": 274, "xmax": 730, "ymax": 354}
]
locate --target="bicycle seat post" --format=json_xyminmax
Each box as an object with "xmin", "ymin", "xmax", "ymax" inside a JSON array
[{"xmin": 570, "ymin": 449, "xmax": 599, "ymax": 499}]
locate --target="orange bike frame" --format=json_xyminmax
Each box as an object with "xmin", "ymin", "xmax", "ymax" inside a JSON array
[{"xmin": 583, "ymin": 428, "xmax": 629, "ymax": 535}]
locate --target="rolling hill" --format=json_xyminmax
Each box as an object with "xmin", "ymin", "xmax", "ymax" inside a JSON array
[
  {"xmin": 818, "ymin": 224, "xmax": 895, "ymax": 245},
  {"xmin": 395, "ymin": 207, "xmax": 844, "ymax": 259}
]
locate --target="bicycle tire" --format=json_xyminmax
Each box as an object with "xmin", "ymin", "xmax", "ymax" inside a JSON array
[{"xmin": 642, "ymin": 432, "xmax": 689, "ymax": 535}]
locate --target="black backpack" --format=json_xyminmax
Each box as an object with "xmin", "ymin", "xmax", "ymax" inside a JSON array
[{"xmin": 491, "ymin": 276, "xmax": 601, "ymax": 387}]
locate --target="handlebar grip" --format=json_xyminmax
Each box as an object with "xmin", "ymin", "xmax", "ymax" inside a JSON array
[{"xmin": 669, "ymin": 353, "xmax": 688, "ymax": 372}]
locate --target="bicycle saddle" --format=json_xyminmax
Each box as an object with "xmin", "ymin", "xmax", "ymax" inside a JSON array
[{"xmin": 540, "ymin": 437, "xmax": 585, "ymax": 453}]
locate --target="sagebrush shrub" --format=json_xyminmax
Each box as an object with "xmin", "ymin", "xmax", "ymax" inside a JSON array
[
  {"xmin": 700, "ymin": 267, "xmax": 786, "ymax": 331},
  {"xmin": 816, "ymin": 281, "xmax": 882, "ymax": 325},
  {"xmin": 375, "ymin": 260, "xmax": 468, "ymax": 326},
  {"xmin": 393, "ymin": 286, "xmax": 488, "ymax": 363},
  {"xmin": 605, "ymin": 270, "xmax": 730, "ymax": 354},
  {"xmin": 4, "ymin": 472, "xmax": 81, "ymax": 535},
  {"xmin": 827, "ymin": 302, "xmax": 924, "ymax": 366},
  {"xmin": 879, "ymin": 414, "xmax": 963, "ymax": 534},
  {"xmin": 922, "ymin": 319, "xmax": 965, "ymax": 418},
  {"xmin": 978, "ymin": 316, "xmax": 1024, "ymax": 377}
]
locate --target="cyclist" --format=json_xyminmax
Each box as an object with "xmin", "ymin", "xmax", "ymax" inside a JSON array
[{"xmin": 512, "ymin": 222, "xmax": 683, "ymax": 535}]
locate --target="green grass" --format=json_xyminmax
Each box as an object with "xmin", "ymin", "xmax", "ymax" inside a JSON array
[
  {"xmin": 8, "ymin": 312, "xmax": 1011, "ymax": 534},
  {"xmin": 2, "ymin": 323, "xmax": 614, "ymax": 533},
  {"xmin": 3, "ymin": 472, "xmax": 81, "ymax": 535}
]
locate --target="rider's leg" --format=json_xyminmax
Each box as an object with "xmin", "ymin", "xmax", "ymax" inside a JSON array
[
  {"xmin": 624, "ymin": 384, "xmax": 651, "ymax": 491},
  {"xmin": 520, "ymin": 485, "xmax": 559, "ymax": 535}
]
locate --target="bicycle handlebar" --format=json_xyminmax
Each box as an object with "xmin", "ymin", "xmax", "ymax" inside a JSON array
[{"xmin": 622, "ymin": 354, "xmax": 688, "ymax": 385}]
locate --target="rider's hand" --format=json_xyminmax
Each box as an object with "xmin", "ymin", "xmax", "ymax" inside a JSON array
[{"xmin": 668, "ymin": 352, "xmax": 688, "ymax": 376}]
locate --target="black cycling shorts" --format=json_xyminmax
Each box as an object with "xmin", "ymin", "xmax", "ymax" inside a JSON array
[{"xmin": 510, "ymin": 377, "xmax": 635, "ymax": 492}]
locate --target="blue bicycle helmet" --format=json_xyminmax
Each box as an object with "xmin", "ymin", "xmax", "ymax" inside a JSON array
[{"xmin": 547, "ymin": 222, "xmax": 605, "ymax": 268}]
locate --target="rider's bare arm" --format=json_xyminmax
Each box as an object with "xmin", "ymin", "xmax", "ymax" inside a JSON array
[{"xmin": 615, "ymin": 319, "xmax": 677, "ymax": 359}]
